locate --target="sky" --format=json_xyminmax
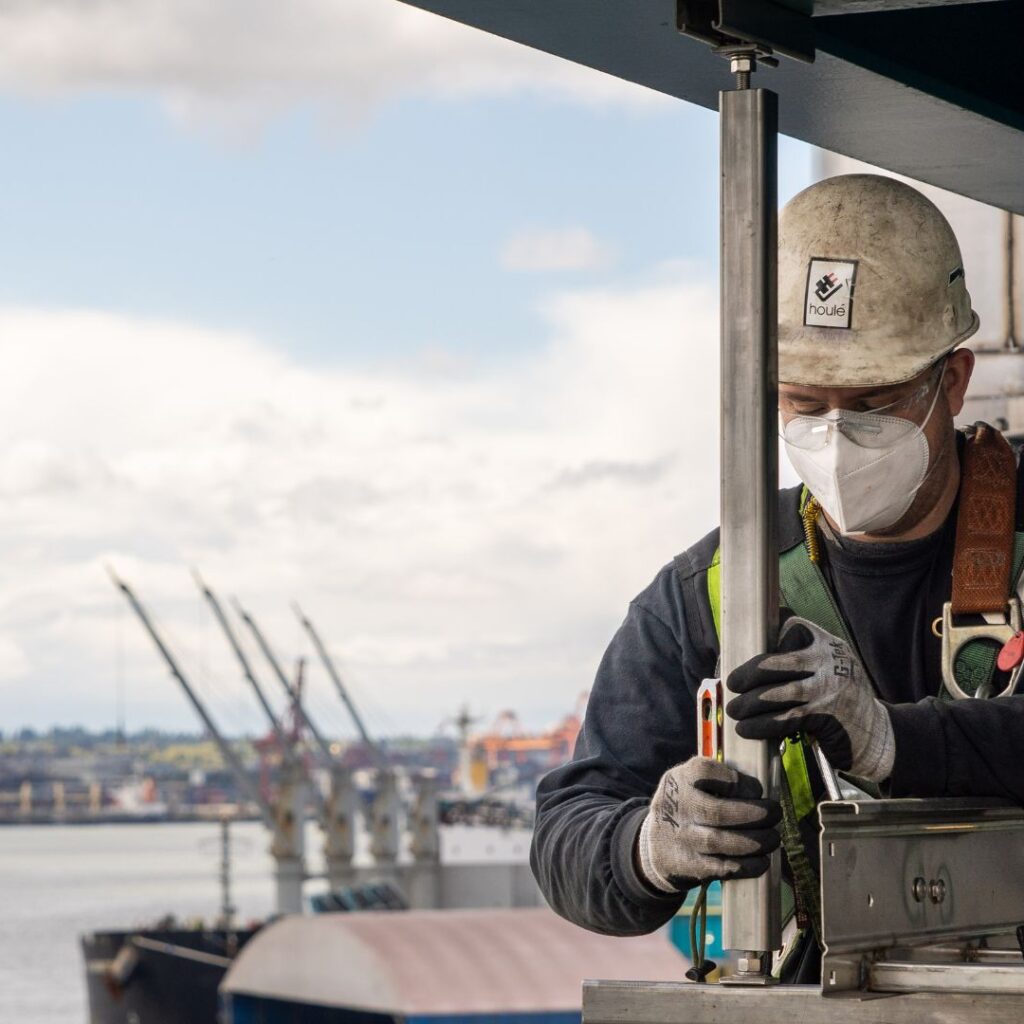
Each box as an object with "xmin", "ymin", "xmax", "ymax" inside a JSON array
[{"xmin": 0, "ymin": 0, "xmax": 812, "ymax": 740}]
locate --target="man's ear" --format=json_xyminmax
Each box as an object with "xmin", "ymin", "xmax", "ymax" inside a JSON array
[{"xmin": 943, "ymin": 347, "xmax": 975, "ymax": 418}]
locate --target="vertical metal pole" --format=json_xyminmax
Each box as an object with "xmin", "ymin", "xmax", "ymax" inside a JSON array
[
  {"xmin": 719, "ymin": 85, "xmax": 781, "ymax": 963},
  {"xmin": 219, "ymin": 815, "xmax": 236, "ymax": 932}
]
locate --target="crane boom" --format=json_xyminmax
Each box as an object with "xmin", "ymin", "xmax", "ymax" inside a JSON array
[
  {"xmin": 233, "ymin": 599, "xmax": 336, "ymax": 768},
  {"xmin": 107, "ymin": 567, "xmax": 274, "ymax": 830},
  {"xmin": 192, "ymin": 570, "xmax": 292, "ymax": 759},
  {"xmin": 293, "ymin": 603, "xmax": 384, "ymax": 766}
]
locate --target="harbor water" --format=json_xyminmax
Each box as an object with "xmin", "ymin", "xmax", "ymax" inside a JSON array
[{"xmin": 0, "ymin": 820, "xmax": 532, "ymax": 1024}]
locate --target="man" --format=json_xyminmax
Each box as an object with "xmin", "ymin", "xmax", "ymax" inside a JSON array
[{"xmin": 530, "ymin": 174, "xmax": 1024, "ymax": 974}]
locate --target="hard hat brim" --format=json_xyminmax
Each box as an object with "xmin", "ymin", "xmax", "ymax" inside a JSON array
[{"xmin": 778, "ymin": 312, "xmax": 979, "ymax": 389}]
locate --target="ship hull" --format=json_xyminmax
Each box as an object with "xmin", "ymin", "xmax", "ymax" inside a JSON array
[{"xmin": 82, "ymin": 928, "xmax": 258, "ymax": 1024}]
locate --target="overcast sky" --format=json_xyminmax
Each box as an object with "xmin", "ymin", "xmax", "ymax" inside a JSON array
[{"xmin": 0, "ymin": 1, "xmax": 811, "ymax": 739}]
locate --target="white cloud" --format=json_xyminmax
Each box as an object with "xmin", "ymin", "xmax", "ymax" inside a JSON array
[
  {"xmin": 500, "ymin": 227, "xmax": 616, "ymax": 273},
  {"xmin": 0, "ymin": 270, "xmax": 723, "ymax": 735},
  {"xmin": 0, "ymin": 0, "xmax": 661, "ymax": 128}
]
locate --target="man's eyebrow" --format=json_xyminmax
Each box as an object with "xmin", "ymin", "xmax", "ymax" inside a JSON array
[
  {"xmin": 779, "ymin": 390, "xmax": 829, "ymax": 402},
  {"xmin": 781, "ymin": 387, "xmax": 896, "ymax": 403}
]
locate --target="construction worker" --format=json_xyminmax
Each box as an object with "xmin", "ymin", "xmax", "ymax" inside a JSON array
[{"xmin": 530, "ymin": 174, "xmax": 1024, "ymax": 979}]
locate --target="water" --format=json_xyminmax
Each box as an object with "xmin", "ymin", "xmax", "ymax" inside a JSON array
[{"xmin": 0, "ymin": 821, "xmax": 532, "ymax": 1024}]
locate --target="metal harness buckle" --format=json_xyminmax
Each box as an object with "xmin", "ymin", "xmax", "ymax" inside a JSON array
[{"xmin": 938, "ymin": 598, "xmax": 1023, "ymax": 700}]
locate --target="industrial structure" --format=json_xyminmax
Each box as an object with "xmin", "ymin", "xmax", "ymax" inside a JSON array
[
  {"xmin": 448, "ymin": 695, "xmax": 587, "ymax": 798},
  {"xmin": 107, "ymin": 567, "xmax": 542, "ymax": 914},
  {"xmin": 91, "ymin": 568, "xmax": 546, "ymax": 1023},
  {"xmin": 391, "ymin": 0, "xmax": 1024, "ymax": 1018}
]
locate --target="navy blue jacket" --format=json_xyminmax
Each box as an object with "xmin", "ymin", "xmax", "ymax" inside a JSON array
[{"xmin": 531, "ymin": 483, "xmax": 1024, "ymax": 936}]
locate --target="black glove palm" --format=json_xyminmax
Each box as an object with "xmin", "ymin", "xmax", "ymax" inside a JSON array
[{"xmin": 725, "ymin": 616, "xmax": 895, "ymax": 783}]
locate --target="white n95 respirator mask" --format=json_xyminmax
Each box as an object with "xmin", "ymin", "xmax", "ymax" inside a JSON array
[{"xmin": 781, "ymin": 369, "xmax": 944, "ymax": 536}]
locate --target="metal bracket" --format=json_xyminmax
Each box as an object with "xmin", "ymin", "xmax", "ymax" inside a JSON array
[
  {"xmin": 677, "ymin": 0, "xmax": 815, "ymax": 65},
  {"xmin": 820, "ymin": 798, "xmax": 1024, "ymax": 995}
]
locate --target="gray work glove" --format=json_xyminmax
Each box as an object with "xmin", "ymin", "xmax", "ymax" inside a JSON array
[
  {"xmin": 726, "ymin": 615, "xmax": 895, "ymax": 783},
  {"xmin": 636, "ymin": 757, "xmax": 781, "ymax": 894}
]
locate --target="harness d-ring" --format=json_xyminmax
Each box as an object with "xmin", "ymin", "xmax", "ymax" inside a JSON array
[{"xmin": 939, "ymin": 598, "xmax": 1024, "ymax": 699}]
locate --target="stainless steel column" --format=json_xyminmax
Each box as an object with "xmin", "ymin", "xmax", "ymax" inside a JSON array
[{"xmin": 719, "ymin": 85, "xmax": 781, "ymax": 961}]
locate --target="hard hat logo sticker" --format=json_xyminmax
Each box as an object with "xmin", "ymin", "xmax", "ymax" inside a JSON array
[
  {"xmin": 804, "ymin": 258, "xmax": 857, "ymax": 330},
  {"xmin": 814, "ymin": 272, "xmax": 842, "ymax": 302}
]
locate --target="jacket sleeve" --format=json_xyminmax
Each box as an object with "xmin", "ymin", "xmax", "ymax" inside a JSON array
[
  {"xmin": 530, "ymin": 562, "xmax": 715, "ymax": 935},
  {"xmin": 888, "ymin": 696, "xmax": 1024, "ymax": 801}
]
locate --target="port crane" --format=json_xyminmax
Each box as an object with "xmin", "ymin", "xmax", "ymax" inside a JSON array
[
  {"xmin": 193, "ymin": 572, "xmax": 364, "ymax": 889},
  {"xmin": 232, "ymin": 598, "xmax": 336, "ymax": 768},
  {"xmin": 291, "ymin": 604, "xmax": 402, "ymax": 867},
  {"xmin": 192, "ymin": 570, "xmax": 299, "ymax": 771},
  {"xmin": 293, "ymin": 603, "xmax": 386, "ymax": 769},
  {"xmin": 222, "ymin": 595, "xmax": 368, "ymax": 887},
  {"xmin": 235, "ymin": 599, "xmax": 406, "ymax": 872},
  {"xmin": 107, "ymin": 567, "xmax": 306, "ymax": 915}
]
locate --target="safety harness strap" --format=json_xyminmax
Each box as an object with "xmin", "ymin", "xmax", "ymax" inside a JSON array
[
  {"xmin": 781, "ymin": 736, "xmax": 814, "ymax": 822},
  {"xmin": 950, "ymin": 531, "xmax": 1024, "ymax": 697},
  {"xmin": 951, "ymin": 423, "xmax": 1017, "ymax": 615},
  {"xmin": 778, "ymin": 760, "xmax": 822, "ymax": 946},
  {"xmin": 778, "ymin": 542, "xmax": 851, "ymax": 647}
]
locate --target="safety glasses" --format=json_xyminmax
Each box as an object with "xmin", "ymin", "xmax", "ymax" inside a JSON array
[{"xmin": 780, "ymin": 360, "xmax": 947, "ymax": 452}]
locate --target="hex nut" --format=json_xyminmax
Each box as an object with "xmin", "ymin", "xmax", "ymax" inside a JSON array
[
  {"xmin": 736, "ymin": 954, "xmax": 765, "ymax": 974},
  {"xmin": 929, "ymin": 879, "xmax": 947, "ymax": 905}
]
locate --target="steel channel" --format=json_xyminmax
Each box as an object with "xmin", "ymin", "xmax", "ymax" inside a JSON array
[
  {"xmin": 820, "ymin": 799, "xmax": 1024, "ymax": 961},
  {"xmin": 718, "ymin": 85, "xmax": 781, "ymax": 957},
  {"xmin": 870, "ymin": 960, "xmax": 1024, "ymax": 995}
]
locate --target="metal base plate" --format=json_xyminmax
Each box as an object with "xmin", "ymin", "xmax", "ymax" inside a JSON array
[{"xmin": 583, "ymin": 980, "xmax": 1024, "ymax": 1024}]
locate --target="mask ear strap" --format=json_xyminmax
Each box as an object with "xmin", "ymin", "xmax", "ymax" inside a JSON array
[
  {"xmin": 920, "ymin": 358, "xmax": 948, "ymax": 430},
  {"xmin": 903, "ymin": 359, "xmax": 952, "ymax": 503}
]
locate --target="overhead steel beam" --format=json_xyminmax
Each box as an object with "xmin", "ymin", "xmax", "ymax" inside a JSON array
[
  {"xmin": 395, "ymin": 0, "xmax": 1024, "ymax": 213},
  {"xmin": 805, "ymin": 0, "xmax": 1006, "ymax": 13},
  {"xmin": 678, "ymin": 0, "xmax": 815, "ymax": 63}
]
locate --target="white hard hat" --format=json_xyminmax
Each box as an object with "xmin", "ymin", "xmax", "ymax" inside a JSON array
[{"xmin": 778, "ymin": 174, "xmax": 979, "ymax": 387}]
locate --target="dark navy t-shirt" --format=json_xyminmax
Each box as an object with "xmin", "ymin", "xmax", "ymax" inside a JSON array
[{"xmin": 819, "ymin": 512, "xmax": 957, "ymax": 704}]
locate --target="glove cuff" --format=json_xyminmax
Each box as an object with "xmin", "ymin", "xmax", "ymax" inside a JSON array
[
  {"xmin": 637, "ymin": 812, "xmax": 680, "ymax": 894},
  {"xmin": 856, "ymin": 701, "xmax": 896, "ymax": 783}
]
